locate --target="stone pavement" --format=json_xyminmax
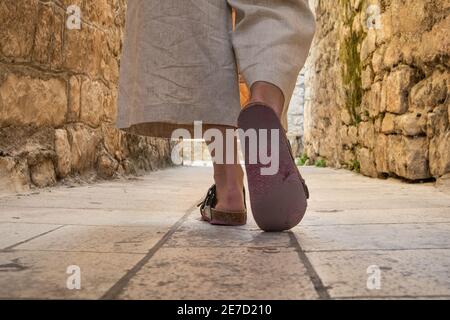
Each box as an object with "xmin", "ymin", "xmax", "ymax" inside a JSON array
[{"xmin": 0, "ymin": 166, "xmax": 449, "ymax": 300}]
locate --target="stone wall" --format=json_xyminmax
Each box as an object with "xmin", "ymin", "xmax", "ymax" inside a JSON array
[
  {"xmin": 304, "ymin": 0, "xmax": 449, "ymax": 182},
  {"xmin": 287, "ymin": 71, "xmax": 307, "ymax": 157},
  {"xmin": 0, "ymin": 0, "xmax": 173, "ymax": 193}
]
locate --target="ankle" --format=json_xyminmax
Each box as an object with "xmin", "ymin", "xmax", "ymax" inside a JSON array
[
  {"xmin": 249, "ymin": 81, "xmax": 285, "ymax": 119},
  {"xmin": 213, "ymin": 165, "xmax": 244, "ymax": 186},
  {"xmin": 215, "ymin": 186, "xmax": 245, "ymax": 211}
]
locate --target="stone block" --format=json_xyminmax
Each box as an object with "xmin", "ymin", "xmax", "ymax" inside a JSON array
[
  {"xmin": 0, "ymin": 157, "xmax": 30, "ymax": 193},
  {"xmin": 414, "ymin": 15, "xmax": 450, "ymax": 65},
  {"xmin": 361, "ymin": 66, "xmax": 373, "ymax": 90},
  {"xmin": 381, "ymin": 113, "xmax": 396, "ymax": 134},
  {"xmin": 374, "ymin": 133, "xmax": 389, "ymax": 174},
  {"xmin": 382, "ymin": 66, "xmax": 415, "ymax": 114},
  {"xmin": 30, "ymin": 158, "xmax": 56, "ymax": 187},
  {"xmin": 397, "ymin": 112, "xmax": 427, "ymax": 136},
  {"xmin": 383, "ymin": 37, "xmax": 403, "ymax": 70},
  {"xmin": 97, "ymin": 151, "xmax": 119, "ymax": 179},
  {"xmin": 0, "ymin": 72, "xmax": 67, "ymax": 127},
  {"xmin": 32, "ymin": 2, "xmax": 64, "ymax": 68},
  {"xmin": 102, "ymin": 86, "xmax": 118, "ymax": 124},
  {"xmin": 66, "ymin": 124, "xmax": 101, "ymax": 173},
  {"xmin": 410, "ymin": 70, "xmax": 449, "ymax": 112},
  {"xmin": 63, "ymin": 23, "xmax": 105, "ymax": 77},
  {"xmin": 357, "ymin": 147, "xmax": 378, "ymax": 178},
  {"xmin": 427, "ymin": 104, "xmax": 449, "ymax": 139},
  {"xmin": 80, "ymin": 79, "xmax": 105, "ymax": 128},
  {"xmin": 0, "ymin": 0, "xmax": 38, "ymax": 60},
  {"xmin": 54, "ymin": 129, "xmax": 71, "ymax": 178},
  {"xmin": 387, "ymin": 135, "xmax": 430, "ymax": 180},
  {"xmin": 68, "ymin": 76, "xmax": 81, "ymax": 122},
  {"xmin": 368, "ymin": 81, "xmax": 382, "ymax": 117},
  {"xmin": 358, "ymin": 121, "xmax": 375, "ymax": 149},
  {"xmin": 360, "ymin": 31, "xmax": 377, "ymax": 62},
  {"xmin": 430, "ymin": 131, "xmax": 450, "ymax": 178},
  {"xmin": 371, "ymin": 46, "xmax": 385, "ymax": 75}
]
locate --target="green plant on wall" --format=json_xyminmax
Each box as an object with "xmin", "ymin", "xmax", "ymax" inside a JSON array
[
  {"xmin": 296, "ymin": 153, "xmax": 310, "ymax": 166},
  {"xmin": 350, "ymin": 159, "xmax": 361, "ymax": 173},
  {"xmin": 339, "ymin": 0, "xmax": 365, "ymax": 125},
  {"xmin": 315, "ymin": 159, "xmax": 327, "ymax": 168}
]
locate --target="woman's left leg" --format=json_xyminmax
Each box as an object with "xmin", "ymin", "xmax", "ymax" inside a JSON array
[{"xmin": 206, "ymin": 126, "xmax": 245, "ymax": 213}]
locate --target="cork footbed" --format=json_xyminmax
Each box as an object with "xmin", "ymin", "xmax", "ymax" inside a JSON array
[
  {"xmin": 198, "ymin": 185, "xmax": 247, "ymax": 227},
  {"xmin": 200, "ymin": 207, "xmax": 247, "ymax": 226}
]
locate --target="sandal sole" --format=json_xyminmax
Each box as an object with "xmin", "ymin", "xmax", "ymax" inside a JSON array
[{"xmin": 238, "ymin": 104, "xmax": 308, "ymax": 232}]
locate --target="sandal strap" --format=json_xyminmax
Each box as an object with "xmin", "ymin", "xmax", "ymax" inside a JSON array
[
  {"xmin": 197, "ymin": 185, "xmax": 217, "ymax": 210},
  {"xmin": 285, "ymin": 132, "xmax": 310, "ymax": 200},
  {"xmin": 198, "ymin": 185, "xmax": 247, "ymax": 221}
]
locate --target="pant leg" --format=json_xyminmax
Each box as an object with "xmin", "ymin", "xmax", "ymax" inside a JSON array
[
  {"xmin": 228, "ymin": 0, "xmax": 316, "ymax": 129},
  {"xmin": 117, "ymin": 0, "xmax": 241, "ymax": 133}
]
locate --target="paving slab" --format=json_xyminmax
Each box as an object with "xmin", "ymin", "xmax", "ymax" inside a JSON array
[
  {"xmin": 0, "ymin": 222, "xmax": 62, "ymax": 250},
  {"xmin": 14, "ymin": 225, "xmax": 172, "ymax": 254},
  {"xmin": 0, "ymin": 208, "xmax": 183, "ymax": 227},
  {"xmin": 302, "ymin": 207, "xmax": 450, "ymax": 226},
  {"xmin": 294, "ymin": 223, "xmax": 450, "ymax": 251},
  {"xmin": 165, "ymin": 212, "xmax": 291, "ymax": 248},
  {"xmin": 306, "ymin": 249, "xmax": 450, "ymax": 298},
  {"xmin": 0, "ymin": 166, "xmax": 449, "ymax": 300},
  {"xmin": 117, "ymin": 247, "xmax": 318, "ymax": 300},
  {"xmin": 306, "ymin": 198, "xmax": 450, "ymax": 211},
  {"xmin": 0, "ymin": 250, "xmax": 143, "ymax": 299},
  {"xmin": 0, "ymin": 167, "xmax": 212, "ymax": 211}
]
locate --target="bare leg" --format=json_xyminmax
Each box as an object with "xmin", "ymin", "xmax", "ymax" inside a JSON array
[
  {"xmin": 213, "ymin": 163, "xmax": 245, "ymax": 212},
  {"xmin": 248, "ymin": 81, "xmax": 285, "ymax": 120},
  {"xmin": 208, "ymin": 81, "xmax": 285, "ymax": 213},
  {"xmin": 206, "ymin": 127, "xmax": 245, "ymax": 212}
]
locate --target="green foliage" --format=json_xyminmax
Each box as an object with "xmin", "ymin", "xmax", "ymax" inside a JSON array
[
  {"xmin": 350, "ymin": 160, "xmax": 361, "ymax": 173},
  {"xmin": 296, "ymin": 153, "xmax": 310, "ymax": 166},
  {"xmin": 339, "ymin": 0, "xmax": 366, "ymax": 126},
  {"xmin": 315, "ymin": 159, "xmax": 327, "ymax": 168}
]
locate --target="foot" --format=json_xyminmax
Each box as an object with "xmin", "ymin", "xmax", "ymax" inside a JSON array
[
  {"xmin": 215, "ymin": 184, "xmax": 246, "ymax": 212},
  {"xmin": 198, "ymin": 184, "xmax": 247, "ymax": 226}
]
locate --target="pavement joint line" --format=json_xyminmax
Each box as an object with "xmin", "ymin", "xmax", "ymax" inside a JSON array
[
  {"xmin": 1, "ymin": 225, "xmax": 65, "ymax": 251},
  {"xmin": 100, "ymin": 201, "xmax": 201, "ymax": 300},
  {"xmin": 288, "ymin": 232, "xmax": 331, "ymax": 300}
]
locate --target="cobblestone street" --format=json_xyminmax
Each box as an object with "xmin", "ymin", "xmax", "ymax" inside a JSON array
[{"xmin": 0, "ymin": 166, "xmax": 449, "ymax": 300}]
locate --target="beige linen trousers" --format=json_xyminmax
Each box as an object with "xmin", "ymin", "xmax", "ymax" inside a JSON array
[{"xmin": 117, "ymin": 0, "xmax": 316, "ymax": 136}]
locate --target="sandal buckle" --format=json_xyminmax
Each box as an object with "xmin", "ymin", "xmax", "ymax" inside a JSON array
[{"xmin": 204, "ymin": 205, "xmax": 212, "ymax": 220}]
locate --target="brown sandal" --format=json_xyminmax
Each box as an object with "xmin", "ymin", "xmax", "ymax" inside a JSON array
[
  {"xmin": 198, "ymin": 185, "xmax": 247, "ymax": 226},
  {"xmin": 238, "ymin": 103, "xmax": 310, "ymax": 232}
]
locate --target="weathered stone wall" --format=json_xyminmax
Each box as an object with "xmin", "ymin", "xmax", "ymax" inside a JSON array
[
  {"xmin": 304, "ymin": 0, "xmax": 449, "ymax": 182},
  {"xmin": 287, "ymin": 71, "xmax": 307, "ymax": 157},
  {"xmin": 0, "ymin": 0, "xmax": 172, "ymax": 193}
]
